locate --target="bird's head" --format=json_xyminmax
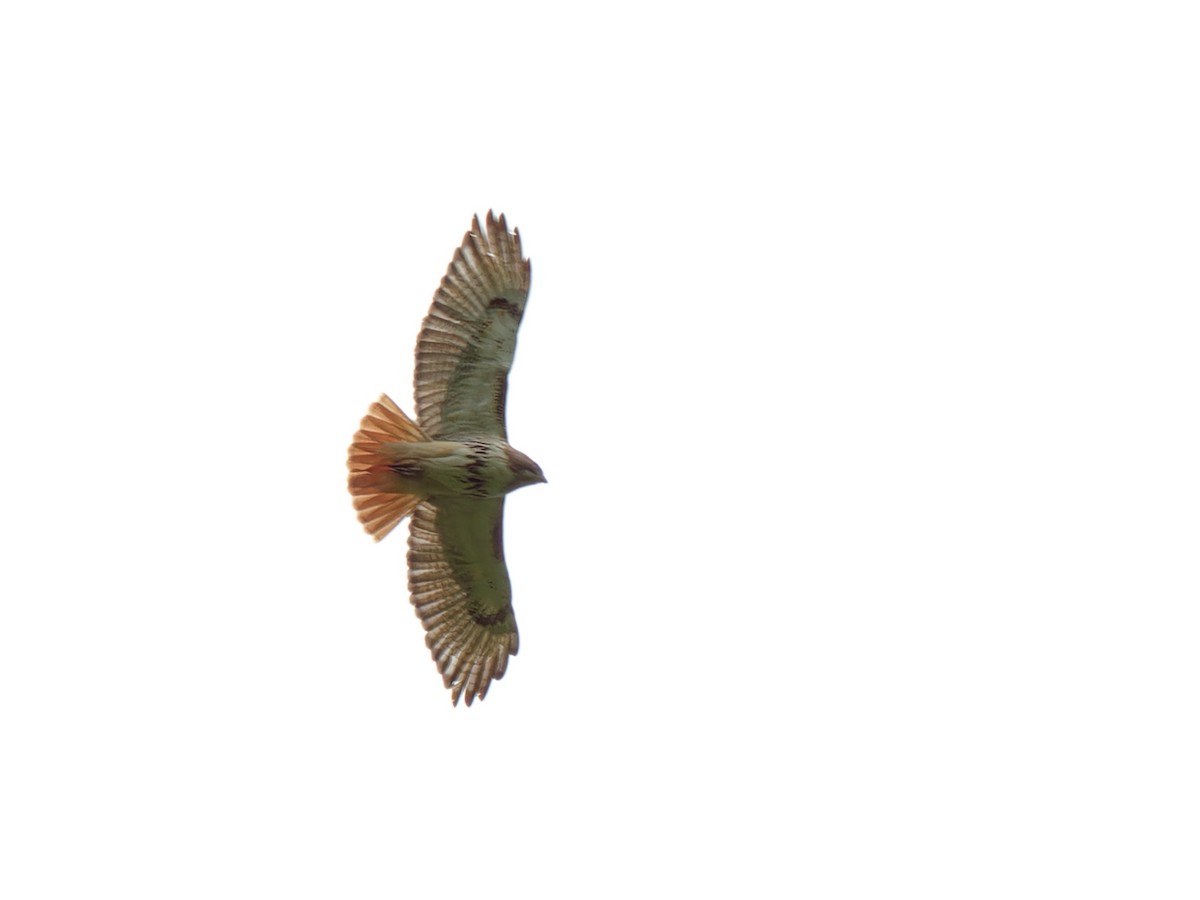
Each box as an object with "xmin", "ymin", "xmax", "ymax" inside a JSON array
[{"xmin": 506, "ymin": 446, "xmax": 547, "ymax": 490}]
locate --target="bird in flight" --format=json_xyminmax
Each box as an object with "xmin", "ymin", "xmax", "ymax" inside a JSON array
[{"xmin": 347, "ymin": 211, "xmax": 544, "ymax": 706}]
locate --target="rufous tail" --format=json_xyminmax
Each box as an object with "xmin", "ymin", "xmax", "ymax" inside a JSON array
[{"xmin": 347, "ymin": 394, "xmax": 429, "ymax": 542}]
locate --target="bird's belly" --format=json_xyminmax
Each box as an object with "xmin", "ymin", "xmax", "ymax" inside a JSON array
[{"xmin": 388, "ymin": 440, "xmax": 517, "ymax": 499}]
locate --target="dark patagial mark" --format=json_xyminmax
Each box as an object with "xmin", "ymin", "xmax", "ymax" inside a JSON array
[{"xmin": 488, "ymin": 297, "xmax": 521, "ymax": 317}]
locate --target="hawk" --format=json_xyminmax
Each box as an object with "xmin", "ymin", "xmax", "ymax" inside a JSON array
[{"xmin": 347, "ymin": 212, "xmax": 544, "ymax": 706}]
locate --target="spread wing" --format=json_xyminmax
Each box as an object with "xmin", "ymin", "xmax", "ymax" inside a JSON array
[
  {"xmin": 407, "ymin": 498, "xmax": 519, "ymax": 706},
  {"xmin": 414, "ymin": 211, "xmax": 531, "ymax": 440}
]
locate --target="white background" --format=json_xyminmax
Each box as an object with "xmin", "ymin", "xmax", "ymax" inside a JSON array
[{"xmin": 2, "ymin": 2, "xmax": 1197, "ymax": 897}]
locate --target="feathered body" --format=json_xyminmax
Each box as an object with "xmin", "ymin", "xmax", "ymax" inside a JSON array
[
  {"xmin": 347, "ymin": 212, "xmax": 543, "ymax": 706},
  {"xmin": 350, "ymin": 430, "xmax": 542, "ymax": 506}
]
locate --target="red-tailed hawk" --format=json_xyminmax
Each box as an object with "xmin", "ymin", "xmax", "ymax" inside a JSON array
[{"xmin": 347, "ymin": 212, "xmax": 544, "ymax": 706}]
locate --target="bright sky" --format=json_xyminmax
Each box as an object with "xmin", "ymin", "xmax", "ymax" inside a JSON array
[{"xmin": 2, "ymin": 3, "xmax": 1198, "ymax": 897}]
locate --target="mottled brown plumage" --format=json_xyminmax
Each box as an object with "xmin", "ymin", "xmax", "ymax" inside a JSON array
[{"xmin": 347, "ymin": 212, "xmax": 543, "ymax": 705}]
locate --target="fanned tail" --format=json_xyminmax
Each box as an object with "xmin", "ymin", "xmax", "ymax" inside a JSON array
[{"xmin": 347, "ymin": 394, "xmax": 429, "ymax": 542}]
